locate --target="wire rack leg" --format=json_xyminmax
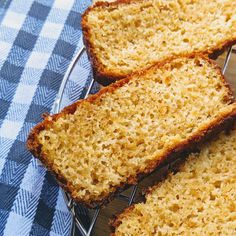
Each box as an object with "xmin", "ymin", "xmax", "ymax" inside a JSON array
[
  {"xmin": 128, "ymin": 185, "xmax": 138, "ymax": 206},
  {"xmin": 85, "ymin": 78, "xmax": 95, "ymax": 99},
  {"xmin": 222, "ymin": 46, "xmax": 232, "ymax": 74},
  {"xmin": 86, "ymin": 208, "xmax": 100, "ymax": 236},
  {"xmin": 73, "ymin": 205, "xmax": 87, "ymax": 236}
]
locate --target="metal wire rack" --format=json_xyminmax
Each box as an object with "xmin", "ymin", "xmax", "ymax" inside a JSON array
[{"xmin": 52, "ymin": 45, "xmax": 234, "ymax": 236}]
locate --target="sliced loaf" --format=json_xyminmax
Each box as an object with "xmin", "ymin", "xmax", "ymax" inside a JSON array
[
  {"xmin": 82, "ymin": 0, "xmax": 236, "ymax": 85},
  {"xmin": 27, "ymin": 55, "xmax": 236, "ymax": 207},
  {"xmin": 111, "ymin": 127, "xmax": 236, "ymax": 235}
]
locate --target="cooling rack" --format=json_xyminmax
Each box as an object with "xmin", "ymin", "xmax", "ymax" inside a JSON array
[{"xmin": 52, "ymin": 45, "xmax": 234, "ymax": 236}]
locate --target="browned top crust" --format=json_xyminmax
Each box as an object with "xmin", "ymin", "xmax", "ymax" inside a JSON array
[
  {"xmin": 81, "ymin": 0, "xmax": 236, "ymax": 85},
  {"xmin": 27, "ymin": 54, "xmax": 236, "ymax": 208}
]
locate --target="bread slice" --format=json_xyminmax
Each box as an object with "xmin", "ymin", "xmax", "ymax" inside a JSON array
[
  {"xmin": 27, "ymin": 55, "xmax": 236, "ymax": 208},
  {"xmin": 82, "ymin": 0, "xmax": 236, "ymax": 85},
  {"xmin": 111, "ymin": 127, "xmax": 236, "ymax": 236}
]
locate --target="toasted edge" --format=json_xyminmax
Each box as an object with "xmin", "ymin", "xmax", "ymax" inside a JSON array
[
  {"xmin": 27, "ymin": 54, "xmax": 236, "ymax": 208},
  {"xmin": 81, "ymin": 0, "xmax": 236, "ymax": 85}
]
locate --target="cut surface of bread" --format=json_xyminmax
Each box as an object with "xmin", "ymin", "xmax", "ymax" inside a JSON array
[
  {"xmin": 82, "ymin": 0, "xmax": 236, "ymax": 85},
  {"xmin": 27, "ymin": 55, "xmax": 236, "ymax": 207},
  {"xmin": 111, "ymin": 128, "xmax": 236, "ymax": 236}
]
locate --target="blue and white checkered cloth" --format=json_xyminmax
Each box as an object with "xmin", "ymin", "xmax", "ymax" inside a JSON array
[{"xmin": 0, "ymin": 1, "xmax": 93, "ymax": 235}]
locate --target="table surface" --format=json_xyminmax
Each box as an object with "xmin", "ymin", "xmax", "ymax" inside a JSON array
[{"xmin": 91, "ymin": 47, "xmax": 236, "ymax": 236}]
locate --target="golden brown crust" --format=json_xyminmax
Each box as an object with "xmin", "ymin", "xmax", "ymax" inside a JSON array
[
  {"xmin": 109, "ymin": 125, "xmax": 236, "ymax": 234},
  {"xmin": 27, "ymin": 54, "xmax": 236, "ymax": 208},
  {"xmin": 81, "ymin": 0, "xmax": 236, "ymax": 86},
  {"xmin": 110, "ymin": 204, "xmax": 136, "ymax": 235},
  {"xmin": 28, "ymin": 107, "xmax": 236, "ymax": 209},
  {"xmin": 81, "ymin": 1, "xmax": 127, "ymax": 85}
]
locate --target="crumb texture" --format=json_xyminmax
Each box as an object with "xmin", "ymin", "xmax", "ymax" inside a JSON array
[
  {"xmin": 35, "ymin": 57, "xmax": 236, "ymax": 205},
  {"xmin": 113, "ymin": 129, "xmax": 236, "ymax": 236},
  {"xmin": 84, "ymin": 0, "xmax": 236, "ymax": 78}
]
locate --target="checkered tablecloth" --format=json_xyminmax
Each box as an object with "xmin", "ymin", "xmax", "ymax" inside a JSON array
[{"xmin": 0, "ymin": 1, "xmax": 93, "ymax": 235}]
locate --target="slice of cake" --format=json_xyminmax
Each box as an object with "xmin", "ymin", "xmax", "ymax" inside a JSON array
[
  {"xmin": 27, "ymin": 55, "xmax": 236, "ymax": 207},
  {"xmin": 82, "ymin": 0, "xmax": 236, "ymax": 85},
  {"xmin": 111, "ymin": 127, "xmax": 236, "ymax": 235}
]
